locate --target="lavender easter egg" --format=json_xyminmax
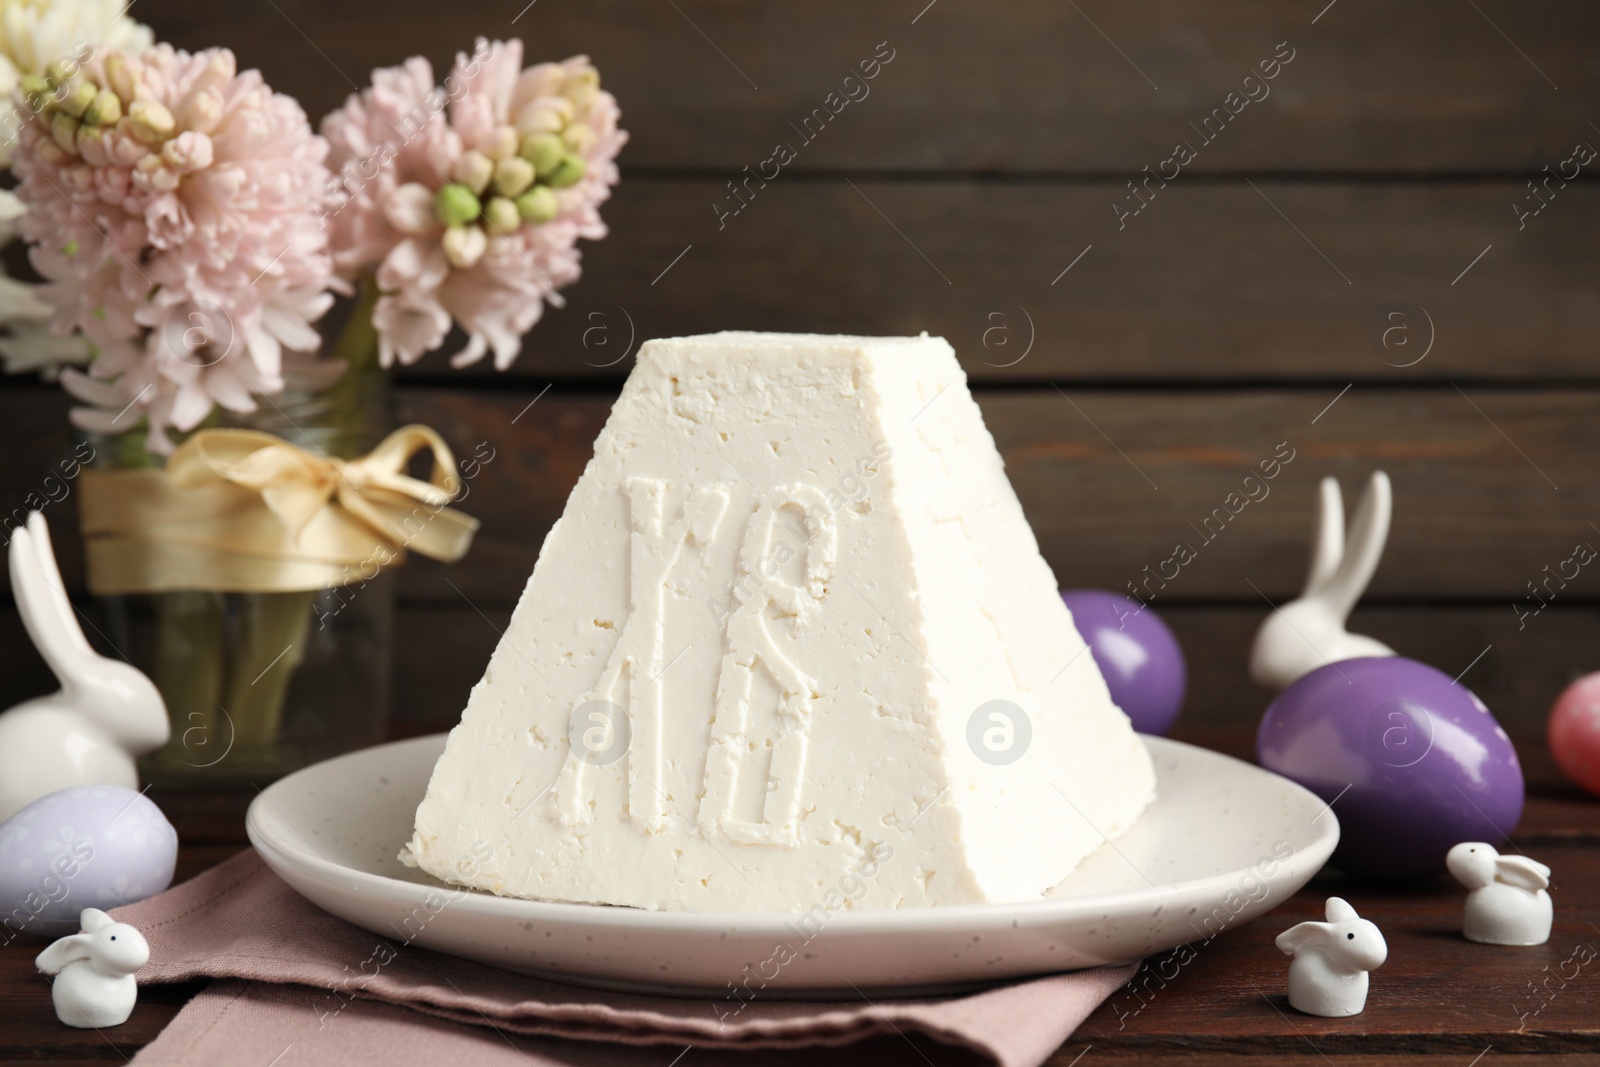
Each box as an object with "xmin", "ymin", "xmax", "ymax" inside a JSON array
[
  {"xmin": 1062, "ymin": 589, "xmax": 1187, "ymax": 735},
  {"xmin": 0, "ymin": 785, "xmax": 177, "ymax": 937},
  {"xmin": 1548, "ymin": 671, "xmax": 1600, "ymax": 796},
  {"xmin": 1257, "ymin": 656, "xmax": 1523, "ymax": 880}
]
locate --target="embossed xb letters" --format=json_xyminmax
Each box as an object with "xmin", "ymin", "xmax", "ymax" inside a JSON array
[
  {"xmin": 553, "ymin": 478, "xmax": 729, "ymax": 829},
  {"xmin": 700, "ymin": 485, "xmax": 837, "ymax": 846}
]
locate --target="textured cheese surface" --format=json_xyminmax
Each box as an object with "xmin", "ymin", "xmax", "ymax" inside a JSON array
[{"xmin": 403, "ymin": 332, "xmax": 1156, "ymax": 911}]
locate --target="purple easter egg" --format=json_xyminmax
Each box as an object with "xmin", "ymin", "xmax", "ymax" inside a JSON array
[
  {"xmin": 0, "ymin": 784, "xmax": 178, "ymax": 936},
  {"xmin": 1257, "ymin": 656, "xmax": 1524, "ymax": 880},
  {"xmin": 1061, "ymin": 589, "xmax": 1187, "ymax": 735}
]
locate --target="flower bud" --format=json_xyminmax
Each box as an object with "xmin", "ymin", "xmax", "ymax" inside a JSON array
[
  {"xmin": 17, "ymin": 74, "xmax": 49, "ymax": 104},
  {"xmin": 561, "ymin": 124, "xmax": 596, "ymax": 154},
  {"xmin": 177, "ymin": 86, "xmax": 223, "ymax": 135},
  {"xmin": 127, "ymin": 100, "xmax": 176, "ymax": 143},
  {"xmin": 75, "ymin": 124, "xmax": 108, "ymax": 166},
  {"xmin": 385, "ymin": 182, "xmax": 437, "ymax": 234},
  {"xmin": 515, "ymin": 97, "xmax": 571, "ymax": 136},
  {"xmin": 514, "ymin": 185, "xmax": 558, "ymax": 224},
  {"xmin": 521, "ymin": 63, "xmax": 564, "ymax": 101},
  {"xmin": 104, "ymin": 54, "xmax": 138, "ymax": 105},
  {"xmin": 442, "ymin": 224, "xmax": 487, "ymax": 269},
  {"xmin": 434, "ymin": 182, "xmax": 482, "ymax": 227},
  {"xmin": 162, "ymin": 130, "xmax": 214, "ymax": 172},
  {"xmin": 50, "ymin": 112, "xmax": 80, "ymax": 154},
  {"xmin": 543, "ymin": 153, "xmax": 586, "ymax": 188},
  {"xmin": 107, "ymin": 130, "xmax": 151, "ymax": 167},
  {"xmin": 483, "ymin": 196, "xmax": 521, "ymax": 234},
  {"xmin": 147, "ymin": 165, "xmax": 181, "ymax": 192},
  {"xmin": 451, "ymin": 150, "xmax": 495, "ymax": 195},
  {"xmin": 492, "ymin": 156, "xmax": 534, "ymax": 198},
  {"xmin": 58, "ymin": 79, "xmax": 98, "ymax": 118},
  {"xmin": 564, "ymin": 68, "xmax": 600, "ymax": 107},
  {"xmin": 517, "ymin": 132, "xmax": 564, "ymax": 174},
  {"xmin": 482, "ymin": 125, "xmax": 518, "ymax": 161},
  {"xmin": 197, "ymin": 50, "xmax": 237, "ymax": 92},
  {"xmin": 83, "ymin": 88, "xmax": 123, "ymax": 127}
]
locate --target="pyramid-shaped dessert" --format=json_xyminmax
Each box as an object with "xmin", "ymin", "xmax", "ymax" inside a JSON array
[{"xmin": 404, "ymin": 332, "xmax": 1155, "ymax": 910}]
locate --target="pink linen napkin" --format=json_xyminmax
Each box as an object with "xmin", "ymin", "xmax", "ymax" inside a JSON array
[{"xmin": 111, "ymin": 850, "xmax": 1134, "ymax": 1067}]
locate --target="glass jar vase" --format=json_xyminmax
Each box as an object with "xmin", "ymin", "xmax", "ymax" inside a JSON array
[{"xmin": 93, "ymin": 367, "xmax": 396, "ymax": 788}]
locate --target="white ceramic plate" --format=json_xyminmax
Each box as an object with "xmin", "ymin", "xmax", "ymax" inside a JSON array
[{"xmin": 247, "ymin": 733, "xmax": 1337, "ymax": 997}]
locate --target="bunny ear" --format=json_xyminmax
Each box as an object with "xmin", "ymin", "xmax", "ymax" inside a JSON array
[
  {"xmin": 1494, "ymin": 855, "xmax": 1551, "ymax": 891},
  {"xmin": 1325, "ymin": 896, "xmax": 1359, "ymax": 923},
  {"xmin": 1303, "ymin": 477, "xmax": 1345, "ymax": 597},
  {"xmin": 1275, "ymin": 921, "xmax": 1327, "ymax": 955},
  {"xmin": 1318, "ymin": 472, "xmax": 1391, "ymax": 620},
  {"xmin": 10, "ymin": 517, "xmax": 94, "ymax": 685},
  {"xmin": 34, "ymin": 933, "xmax": 92, "ymax": 975},
  {"xmin": 79, "ymin": 907, "xmax": 114, "ymax": 932},
  {"xmin": 26, "ymin": 513, "xmax": 91, "ymax": 656}
]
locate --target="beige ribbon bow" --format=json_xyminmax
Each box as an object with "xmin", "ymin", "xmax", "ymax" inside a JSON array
[{"xmin": 79, "ymin": 426, "xmax": 480, "ymax": 594}]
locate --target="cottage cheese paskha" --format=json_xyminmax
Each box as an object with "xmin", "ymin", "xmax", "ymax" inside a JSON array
[{"xmin": 402, "ymin": 332, "xmax": 1155, "ymax": 911}]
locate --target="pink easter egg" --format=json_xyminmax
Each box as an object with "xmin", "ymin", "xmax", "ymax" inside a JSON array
[{"xmin": 1548, "ymin": 672, "xmax": 1600, "ymax": 796}]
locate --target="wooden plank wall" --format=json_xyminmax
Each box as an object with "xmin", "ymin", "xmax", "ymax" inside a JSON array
[{"xmin": 2, "ymin": 0, "xmax": 1596, "ymax": 749}]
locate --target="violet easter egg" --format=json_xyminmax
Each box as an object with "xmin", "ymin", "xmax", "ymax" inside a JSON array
[
  {"xmin": 1548, "ymin": 672, "xmax": 1600, "ymax": 796},
  {"xmin": 0, "ymin": 784, "xmax": 177, "ymax": 937},
  {"xmin": 1062, "ymin": 589, "xmax": 1187, "ymax": 736},
  {"xmin": 1257, "ymin": 656, "xmax": 1524, "ymax": 881}
]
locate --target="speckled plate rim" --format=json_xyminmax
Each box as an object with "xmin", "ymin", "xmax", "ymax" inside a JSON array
[{"xmin": 246, "ymin": 733, "xmax": 1339, "ymax": 995}]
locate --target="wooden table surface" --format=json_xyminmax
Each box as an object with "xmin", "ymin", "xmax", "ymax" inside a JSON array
[{"xmin": 3, "ymin": 728, "xmax": 1595, "ymax": 1065}]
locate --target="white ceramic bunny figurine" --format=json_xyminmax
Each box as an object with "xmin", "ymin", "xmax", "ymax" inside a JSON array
[
  {"xmin": 1275, "ymin": 896, "xmax": 1388, "ymax": 1017},
  {"xmin": 1447, "ymin": 841, "xmax": 1553, "ymax": 946},
  {"xmin": 0, "ymin": 512, "xmax": 169, "ymax": 822},
  {"xmin": 35, "ymin": 907, "xmax": 149, "ymax": 1028},
  {"xmin": 1250, "ymin": 472, "xmax": 1397, "ymax": 690}
]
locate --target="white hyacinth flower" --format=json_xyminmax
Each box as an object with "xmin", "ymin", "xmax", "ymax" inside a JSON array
[
  {"xmin": 0, "ymin": 2, "xmax": 148, "ymax": 376},
  {"xmin": 0, "ymin": 0, "xmax": 153, "ymax": 166}
]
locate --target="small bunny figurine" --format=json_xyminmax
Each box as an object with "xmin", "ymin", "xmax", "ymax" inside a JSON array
[
  {"xmin": 1250, "ymin": 472, "xmax": 1398, "ymax": 690},
  {"xmin": 35, "ymin": 907, "xmax": 149, "ymax": 1028},
  {"xmin": 0, "ymin": 512, "xmax": 170, "ymax": 822},
  {"xmin": 1447, "ymin": 841, "xmax": 1553, "ymax": 946},
  {"xmin": 1275, "ymin": 896, "xmax": 1388, "ymax": 1017}
]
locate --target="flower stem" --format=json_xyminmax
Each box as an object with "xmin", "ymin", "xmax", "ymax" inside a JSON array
[
  {"xmin": 281, "ymin": 274, "xmax": 381, "ymax": 460},
  {"xmin": 224, "ymin": 590, "xmax": 314, "ymax": 752},
  {"xmin": 144, "ymin": 591, "xmax": 224, "ymax": 771}
]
